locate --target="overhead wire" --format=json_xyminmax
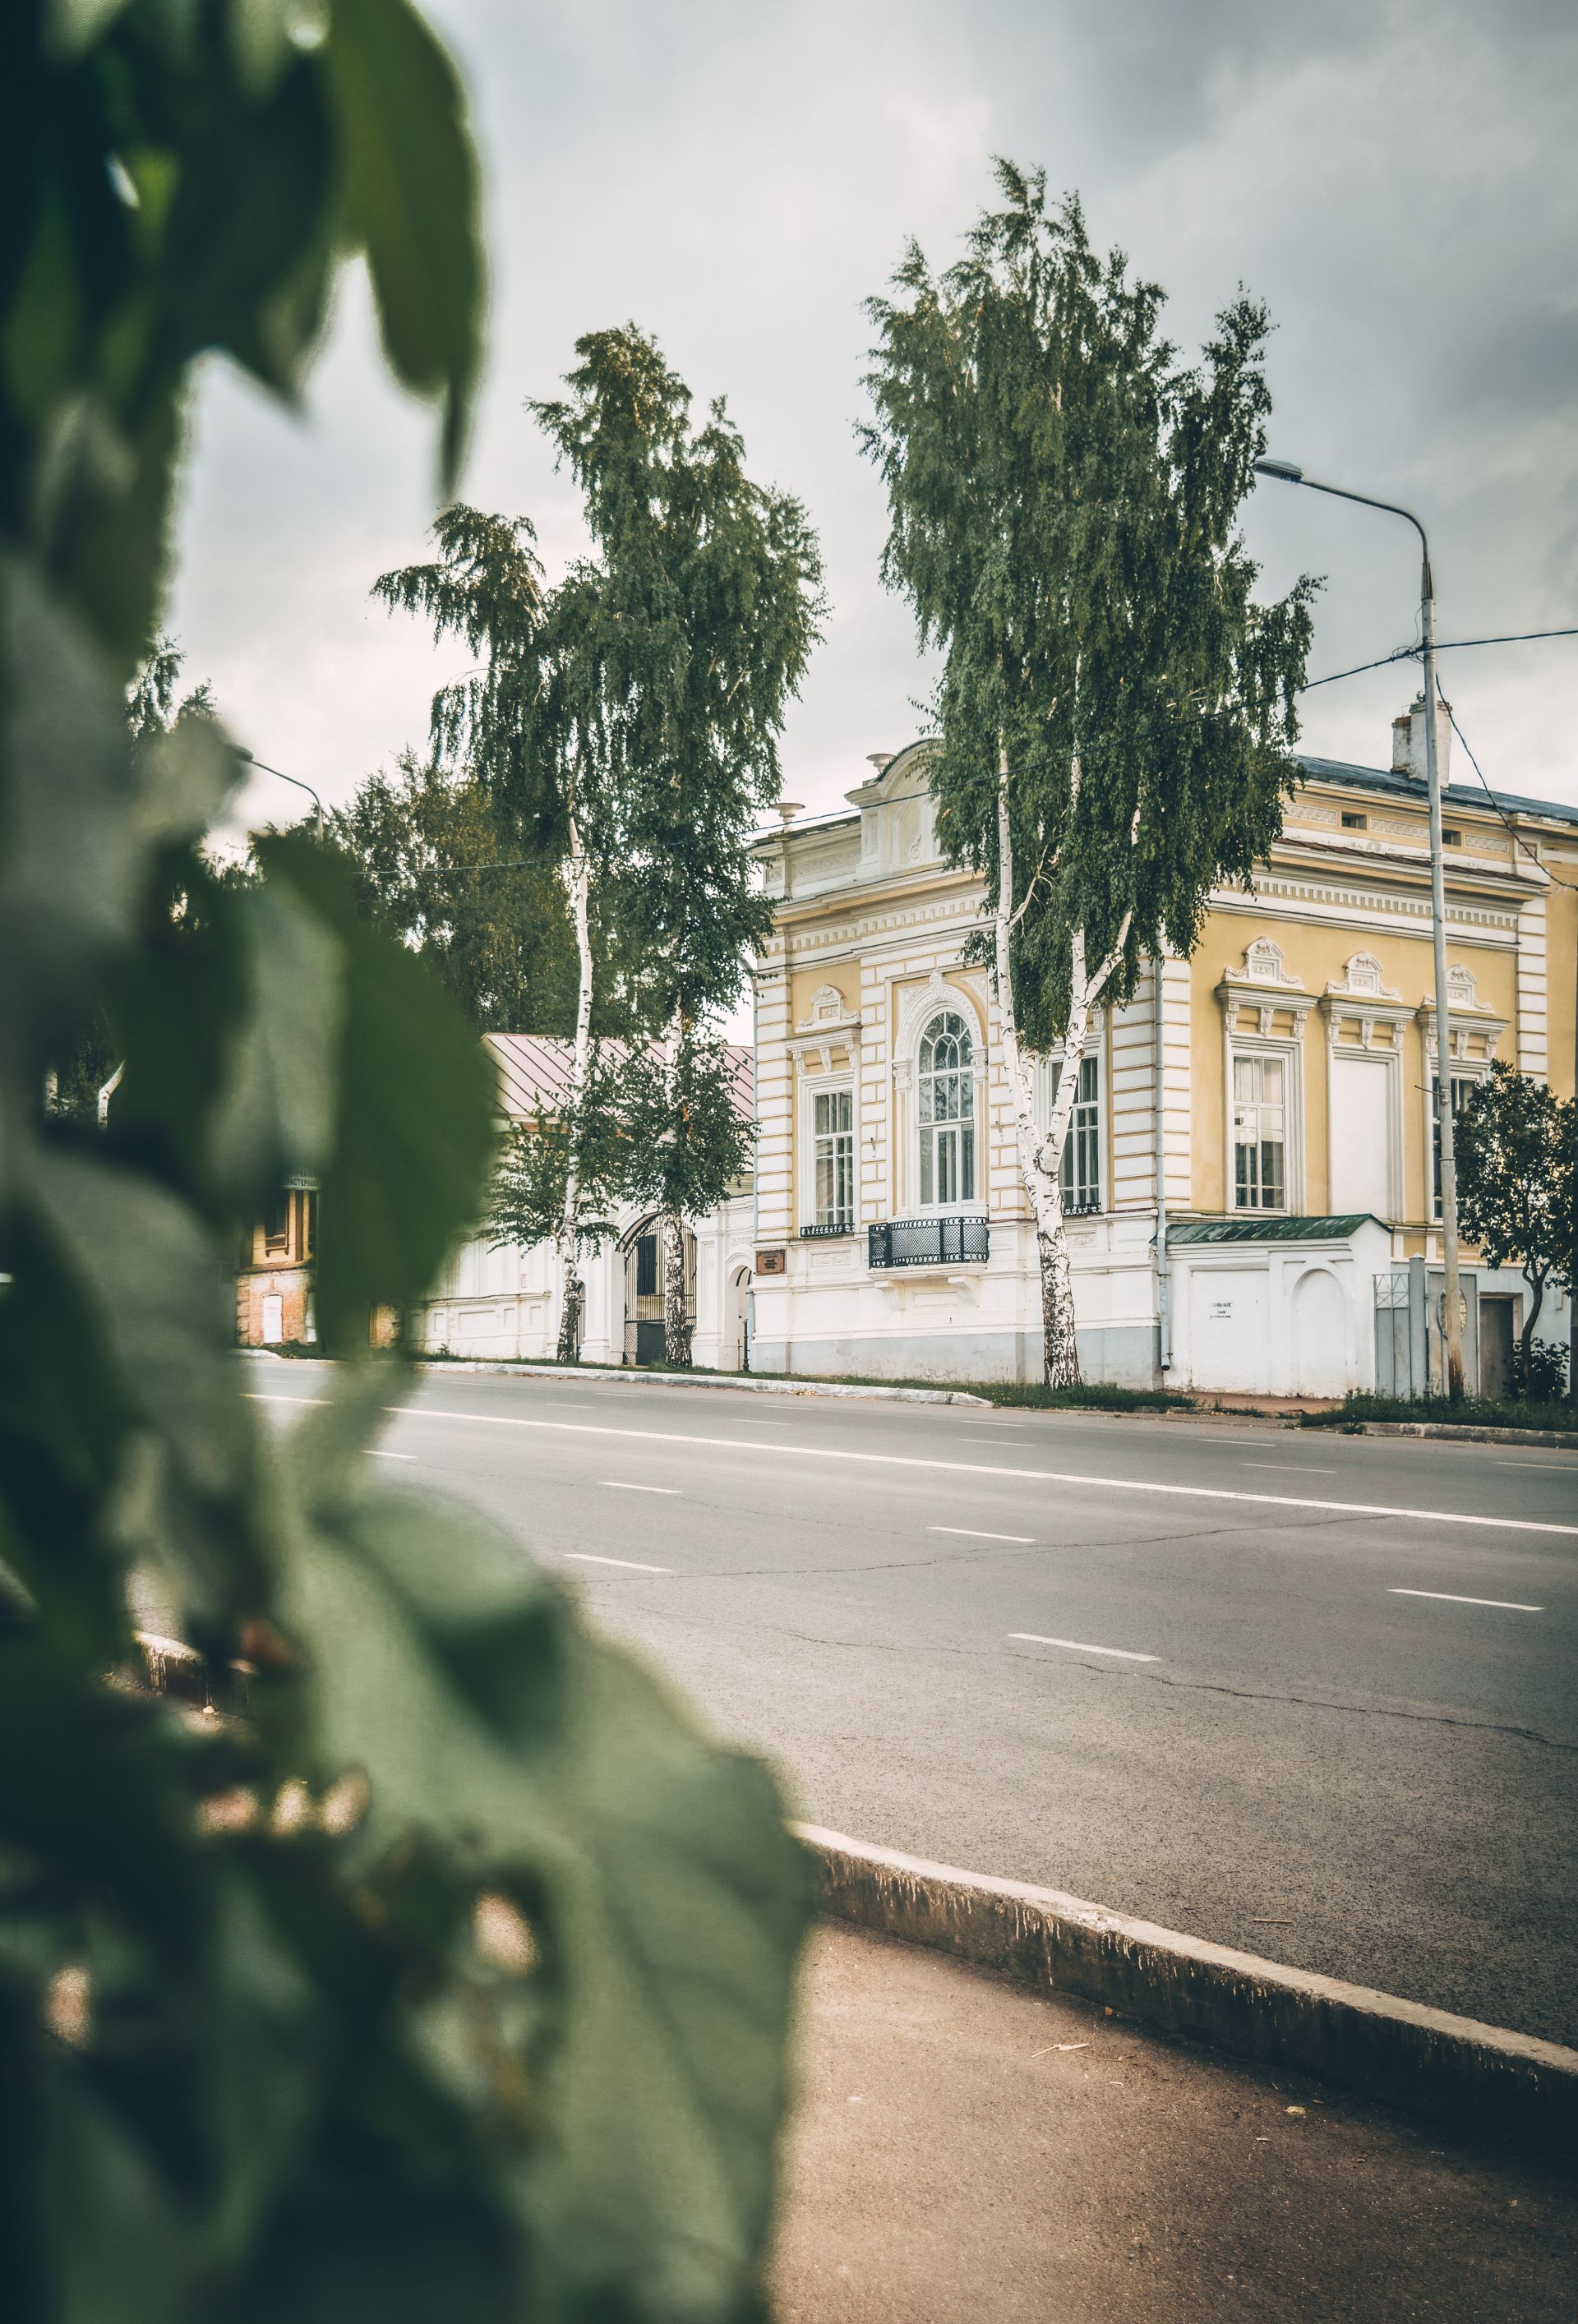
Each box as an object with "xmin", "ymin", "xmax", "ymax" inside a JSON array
[
  {"xmin": 1295, "ymin": 622, "xmax": 1578, "ymax": 888},
  {"xmin": 1301, "ymin": 626, "xmax": 1578, "ymax": 692}
]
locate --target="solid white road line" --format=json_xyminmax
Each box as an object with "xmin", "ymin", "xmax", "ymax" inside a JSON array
[
  {"xmin": 1010, "ymin": 1633, "xmax": 1160, "ymax": 1662},
  {"xmin": 600, "ymin": 1482, "xmax": 678, "ymax": 1495},
  {"xmin": 1388, "ymin": 1588, "xmax": 1543, "ymax": 1612},
  {"xmin": 928, "ymin": 1525, "xmax": 1036, "ymax": 1544},
  {"xmin": 562, "ymin": 1552, "xmax": 671, "ymax": 1575},
  {"xmin": 359, "ymin": 1399, "xmax": 1578, "ymax": 1539}
]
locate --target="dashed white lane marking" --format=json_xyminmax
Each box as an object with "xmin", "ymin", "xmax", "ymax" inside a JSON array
[
  {"xmin": 1010, "ymin": 1633, "xmax": 1160, "ymax": 1662},
  {"xmin": 600, "ymin": 1482, "xmax": 678, "ymax": 1495},
  {"xmin": 1389, "ymin": 1588, "xmax": 1543, "ymax": 1612},
  {"xmin": 929, "ymin": 1525, "xmax": 1036, "ymax": 1544},
  {"xmin": 1493, "ymin": 1459, "xmax": 1578, "ymax": 1472},
  {"xmin": 242, "ymin": 1394, "xmax": 1578, "ymax": 1539},
  {"xmin": 1242, "ymin": 1463, "xmax": 1336, "ymax": 1475},
  {"xmin": 563, "ymin": 1552, "xmax": 671, "ymax": 1575},
  {"xmin": 371, "ymin": 1449, "xmax": 413, "ymax": 1459}
]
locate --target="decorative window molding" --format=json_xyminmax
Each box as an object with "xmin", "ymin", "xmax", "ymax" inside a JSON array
[
  {"xmin": 1223, "ymin": 1019, "xmax": 1306, "ymax": 1215},
  {"xmin": 916, "ymin": 1010, "xmax": 978, "ymax": 1210},
  {"xmin": 797, "ymin": 1064, "xmax": 858, "ymax": 1233},
  {"xmin": 1216, "ymin": 940, "xmax": 1317, "ymax": 1043},
  {"xmin": 893, "ymin": 969, "xmax": 985, "ymax": 1061},
  {"xmin": 1321, "ymin": 985, "xmax": 1408, "ymax": 1223},
  {"xmin": 1330, "ymin": 950, "xmax": 1395, "ymax": 999},
  {"xmin": 796, "ymin": 982, "xmax": 858, "ymax": 1034},
  {"xmin": 889, "ymin": 974, "xmax": 988, "ymax": 1215}
]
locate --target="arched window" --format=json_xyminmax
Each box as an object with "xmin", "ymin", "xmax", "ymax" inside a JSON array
[{"xmin": 918, "ymin": 1011, "xmax": 976, "ymax": 1206}]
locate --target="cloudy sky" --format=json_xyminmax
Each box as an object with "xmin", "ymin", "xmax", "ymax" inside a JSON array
[{"xmin": 174, "ymin": 0, "xmax": 1578, "ymax": 842}]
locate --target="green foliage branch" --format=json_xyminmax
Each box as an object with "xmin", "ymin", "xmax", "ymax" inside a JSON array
[
  {"xmin": 1456, "ymin": 1060, "xmax": 1576, "ymax": 1392},
  {"xmin": 1, "ymin": 8, "xmax": 809, "ymax": 2320},
  {"xmin": 530, "ymin": 328, "xmax": 822, "ymax": 1361},
  {"xmin": 861, "ymin": 160, "xmax": 1316, "ymax": 1384}
]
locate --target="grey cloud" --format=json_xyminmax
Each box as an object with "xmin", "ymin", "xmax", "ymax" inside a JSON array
[{"xmin": 173, "ymin": 0, "xmax": 1578, "ymax": 842}]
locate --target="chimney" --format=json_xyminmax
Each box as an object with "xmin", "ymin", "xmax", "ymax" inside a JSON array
[{"xmin": 1390, "ymin": 694, "xmax": 1451, "ymax": 786}]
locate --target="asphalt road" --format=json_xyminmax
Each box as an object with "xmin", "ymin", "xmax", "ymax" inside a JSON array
[{"xmin": 249, "ymin": 1362, "xmax": 1578, "ymax": 2046}]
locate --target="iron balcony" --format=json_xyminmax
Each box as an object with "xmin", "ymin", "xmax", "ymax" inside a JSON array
[{"xmin": 868, "ymin": 1215, "xmax": 990, "ymax": 1269}]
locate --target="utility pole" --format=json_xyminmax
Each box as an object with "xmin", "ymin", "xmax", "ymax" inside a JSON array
[{"xmin": 1253, "ymin": 459, "xmax": 1465, "ymax": 1397}]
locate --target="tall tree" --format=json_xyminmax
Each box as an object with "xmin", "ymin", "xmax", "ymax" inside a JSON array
[
  {"xmin": 863, "ymin": 163, "xmax": 1314, "ymax": 1385},
  {"xmin": 532, "ymin": 328, "xmax": 823, "ymax": 1361},
  {"xmin": 327, "ymin": 750, "xmax": 580, "ymax": 1033},
  {"xmin": 375, "ymin": 505, "xmax": 624, "ymax": 1356},
  {"xmin": 1456, "ymin": 1062, "xmax": 1576, "ymax": 1394}
]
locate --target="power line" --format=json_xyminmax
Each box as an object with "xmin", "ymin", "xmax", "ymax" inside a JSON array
[
  {"xmin": 1440, "ymin": 704, "xmax": 1578, "ymax": 892},
  {"xmin": 1301, "ymin": 626, "xmax": 1578, "ymax": 693}
]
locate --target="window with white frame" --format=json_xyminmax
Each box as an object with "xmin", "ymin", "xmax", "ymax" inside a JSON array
[
  {"xmin": 1431, "ymin": 1072, "xmax": 1478, "ymax": 1219},
  {"xmin": 1233, "ymin": 1053, "xmax": 1287, "ymax": 1210},
  {"xmin": 918, "ymin": 1011, "xmax": 976, "ymax": 1207},
  {"xmin": 1050, "ymin": 1053, "xmax": 1102, "ymax": 1213},
  {"xmin": 812, "ymin": 1086, "xmax": 855, "ymax": 1229}
]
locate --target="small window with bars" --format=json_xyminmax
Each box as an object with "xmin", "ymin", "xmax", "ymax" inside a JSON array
[
  {"xmin": 1233, "ymin": 1054, "xmax": 1287, "ymax": 1210},
  {"xmin": 1050, "ymin": 1054, "xmax": 1102, "ymax": 1212},
  {"xmin": 812, "ymin": 1088, "xmax": 855, "ymax": 1229}
]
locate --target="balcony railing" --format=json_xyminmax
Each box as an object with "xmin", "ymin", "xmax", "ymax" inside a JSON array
[{"xmin": 868, "ymin": 1215, "xmax": 990, "ymax": 1270}]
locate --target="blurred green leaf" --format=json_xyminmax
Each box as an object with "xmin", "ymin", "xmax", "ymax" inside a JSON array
[
  {"xmin": 277, "ymin": 1459, "xmax": 809, "ymax": 2322},
  {"xmin": 264, "ymin": 836, "xmax": 495, "ymax": 1348},
  {"xmin": 0, "ymin": 559, "xmax": 142, "ymax": 1061},
  {"xmin": 325, "ymin": 0, "xmax": 483, "ymax": 483},
  {"xmin": 210, "ymin": 879, "xmax": 344, "ymax": 1202},
  {"xmin": 30, "ymin": 1149, "xmax": 261, "ymax": 1614}
]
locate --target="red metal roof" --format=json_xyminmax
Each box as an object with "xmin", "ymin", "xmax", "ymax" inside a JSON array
[{"xmin": 484, "ymin": 1035, "xmax": 754, "ymax": 1123}]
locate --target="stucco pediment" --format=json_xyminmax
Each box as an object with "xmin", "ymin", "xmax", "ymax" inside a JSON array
[
  {"xmin": 1416, "ymin": 964, "xmax": 1508, "ymax": 1063},
  {"xmin": 843, "ymin": 738, "xmax": 937, "ymax": 809},
  {"xmin": 1216, "ymin": 938, "xmax": 1316, "ymax": 1038},
  {"xmin": 796, "ymin": 982, "xmax": 858, "ymax": 1034},
  {"xmin": 1328, "ymin": 950, "xmax": 1398, "ymax": 1001}
]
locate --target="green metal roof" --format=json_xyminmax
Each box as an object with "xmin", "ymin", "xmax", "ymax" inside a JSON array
[{"xmin": 1167, "ymin": 1215, "xmax": 1379, "ymax": 1246}]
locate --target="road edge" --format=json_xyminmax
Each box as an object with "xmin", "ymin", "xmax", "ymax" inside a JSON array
[
  {"xmin": 796, "ymin": 1824, "xmax": 1578, "ymax": 2149},
  {"xmin": 407, "ymin": 1360, "xmax": 992, "ymax": 1405}
]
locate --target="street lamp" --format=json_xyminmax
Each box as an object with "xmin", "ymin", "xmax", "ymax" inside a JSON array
[
  {"xmin": 1253, "ymin": 456, "xmax": 1465, "ymax": 1399},
  {"xmin": 236, "ymin": 747, "xmax": 325, "ymax": 840}
]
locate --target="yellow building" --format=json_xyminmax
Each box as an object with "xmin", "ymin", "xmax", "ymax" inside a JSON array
[{"xmin": 748, "ymin": 702, "xmax": 1577, "ymax": 1395}]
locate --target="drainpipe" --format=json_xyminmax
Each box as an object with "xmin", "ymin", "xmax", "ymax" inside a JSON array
[{"xmin": 1153, "ymin": 955, "xmax": 1171, "ymax": 1375}]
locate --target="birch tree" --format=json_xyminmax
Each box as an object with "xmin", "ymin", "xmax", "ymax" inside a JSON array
[
  {"xmin": 863, "ymin": 163, "xmax": 1314, "ymax": 1385},
  {"xmin": 376, "ymin": 508, "xmax": 627, "ymax": 1357},
  {"xmin": 532, "ymin": 329, "xmax": 823, "ymax": 1363}
]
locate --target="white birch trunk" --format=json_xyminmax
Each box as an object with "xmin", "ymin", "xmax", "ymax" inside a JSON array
[
  {"xmin": 995, "ymin": 749, "xmax": 1131, "ymax": 1388},
  {"xmin": 662, "ymin": 1007, "xmax": 692, "ymax": 1366},
  {"xmin": 555, "ymin": 811, "xmax": 593, "ymax": 1363}
]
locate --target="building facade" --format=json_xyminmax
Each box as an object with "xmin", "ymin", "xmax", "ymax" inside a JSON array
[
  {"xmin": 747, "ymin": 708, "xmax": 1578, "ymax": 1395},
  {"xmin": 237, "ymin": 1181, "xmax": 317, "ymax": 1346},
  {"xmin": 407, "ymin": 1035, "xmax": 759, "ymax": 1369}
]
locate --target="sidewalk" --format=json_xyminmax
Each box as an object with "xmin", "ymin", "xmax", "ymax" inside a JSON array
[{"xmin": 772, "ymin": 1926, "xmax": 1576, "ymax": 2322}]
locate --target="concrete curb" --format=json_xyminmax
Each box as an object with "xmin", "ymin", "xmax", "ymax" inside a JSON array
[
  {"xmin": 796, "ymin": 1825, "xmax": 1578, "ymax": 2151},
  {"xmin": 1332, "ymin": 1418, "xmax": 1578, "ymax": 1450},
  {"xmin": 409, "ymin": 1360, "xmax": 992, "ymax": 1406}
]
